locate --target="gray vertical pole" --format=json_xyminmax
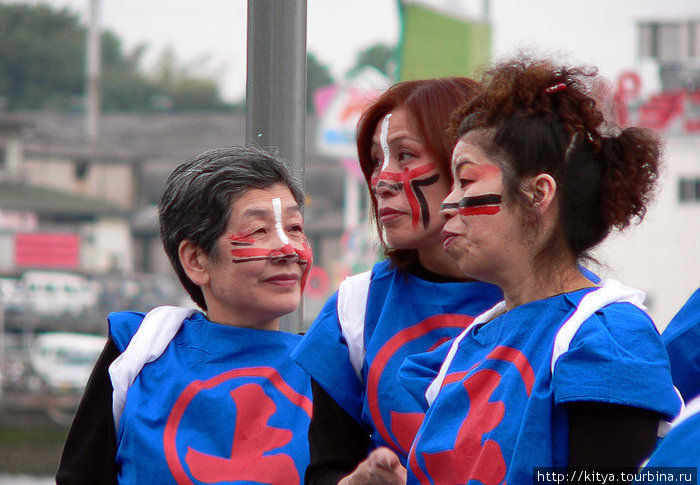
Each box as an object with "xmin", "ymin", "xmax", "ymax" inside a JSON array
[
  {"xmin": 85, "ymin": 0, "xmax": 101, "ymax": 143},
  {"xmin": 246, "ymin": 0, "xmax": 307, "ymax": 333}
]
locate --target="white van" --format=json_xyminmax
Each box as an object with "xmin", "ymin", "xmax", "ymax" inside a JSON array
[
  {"xmin": 20, "ymin": 271, "xmax": 98, "ymax": 316},
  {"xmin": 29, "ymin": 332, "xmax": 106, "ymax": 393}
]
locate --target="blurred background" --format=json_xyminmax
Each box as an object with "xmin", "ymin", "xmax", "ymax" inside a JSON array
[{"xmin": 0, "ymin": 0, "xmax": 698, "ymax": 481}]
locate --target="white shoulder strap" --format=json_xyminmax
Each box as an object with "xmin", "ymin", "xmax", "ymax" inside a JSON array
[
  {"xmin": 550, "ymin": 279, "xmax": 646, "ymax": 375},
  {"xmin": 426, "ymin": 279, "xmax": 647, "ymax": 407},
  {"xmin": 109, "ymin": 305, "xmax": 197, "ymax": 429},
  {"xmin": 425, "ymin": 301, "xmax": 507, "ymax": 406},
  {"xmin": 550, "ymin": 280, "xmax": 687, "ymax": 438},
  {"xmin": 337, "ymin": 270, "xmax": 372, "ymax": 381}
]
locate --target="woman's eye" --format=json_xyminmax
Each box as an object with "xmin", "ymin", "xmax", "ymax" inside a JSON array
[
  {"xmin": 288, "ymin": 224, "xmax": 304, "ymax": 234},
  {"xmin": 459, "ymin": 178, "xmax": 473, "ymax": 189},
  {"xmin": 398, "ymin": 151, "xmax": 415, "ymax": 162},
  {"xmin": 250, "ymin": 227, "xmax": 267, "ymax": 236}
]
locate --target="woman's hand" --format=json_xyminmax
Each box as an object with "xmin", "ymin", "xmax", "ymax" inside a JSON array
[{"xmin": 338, "ymin": 447, "xmax": 407, "ymax": 485}]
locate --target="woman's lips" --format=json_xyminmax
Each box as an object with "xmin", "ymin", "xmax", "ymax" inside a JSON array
[
  {"xmin": 264, "ymin": 273, "xmax": 300, "ymax": 286},
  {"xmin": 441, "ymin": 230, "xmax": 459, "ymax": 248},
  {"xmin": 378, "ymin": 207, "xmax": 405, "ymax": 222}
]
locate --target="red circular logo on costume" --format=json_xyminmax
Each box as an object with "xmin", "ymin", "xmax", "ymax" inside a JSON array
[
  {"xmin": 366, "ymin": 314, "xmax": 474, "ymax": 456},
  {"xmin": 163, "ymin": 366, "xmax": 312, "ymax": 485}
]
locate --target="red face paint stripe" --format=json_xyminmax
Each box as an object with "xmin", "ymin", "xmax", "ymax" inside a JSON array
[
  {"xmin": 298, "ymin": 238, "xmax": 313, "ymax": 291},
  {"xmin": 458, "ymin": 206, "xmax": 501, "ymax": 216},
  {"xmin": 459, "ymin": 194, "xmax": 502, "ymax": 207},
  {"xmin": 231, "ymin": 248, "xmax": 277, "ymax": 259},
  {"xmin": 377, "ymin": 163, "xmax": 435, "ymax": 182},
  {"xmin": 269, "ymin": 244, "xmax": 297, "ymax": 257},
  {"xmin": 411, "ymin": 173, "xmax": 440, "ymax": 228},
  {"xmin": 228, "ymin": 235, "xmax": 256, "ymax": 244},
  {"xmin": 371, "ymin": 163, "xmax": 438, "ymax": 228},
  {"xmin": 457, "ymin": 194, "xmax": 502, "ymax": 217}
]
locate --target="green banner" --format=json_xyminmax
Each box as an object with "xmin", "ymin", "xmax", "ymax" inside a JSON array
[{"xmin": 397, "ymin": 0, "xmax": 491, "ymax": 81}]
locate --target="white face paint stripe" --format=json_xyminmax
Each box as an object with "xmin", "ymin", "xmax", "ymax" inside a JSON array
[
  {"xmin": 272, "ymin": 197, "xmax": 290, "ymax": 245},
  {"xmin": 380, "ymin": 113, "xmax": 393, "ymax": 171}
]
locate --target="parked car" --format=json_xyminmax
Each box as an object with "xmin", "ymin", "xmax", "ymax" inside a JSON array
[
  {"xmin": 20, "ymin": 271, "xmax": 99, "ymax": 317},
  {"xmin": 29, "ymin": 332, "xmax": 105, "ymax": 394}
]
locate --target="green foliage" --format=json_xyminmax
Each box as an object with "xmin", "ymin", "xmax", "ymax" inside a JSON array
[
  {"xmin": 348, "ymin": 43, "xmax": 396, "ymax": 78},
  {"xmin": 0, "ymin": 2, "xmax": 228, "ymax": 112},
  {"xmin": 0, "ymin": 3, "xmax": 84, "ymax": 110}
]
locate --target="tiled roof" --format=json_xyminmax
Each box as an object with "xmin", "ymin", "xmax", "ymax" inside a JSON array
[{"xmin": 0, "ymin": 182, "xmax": 127, "ymax": 217}]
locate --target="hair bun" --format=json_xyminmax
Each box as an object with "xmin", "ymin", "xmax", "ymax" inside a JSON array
[{"xmin": 598, "ymin": 128, "xmax": 660, "ymax": 229}]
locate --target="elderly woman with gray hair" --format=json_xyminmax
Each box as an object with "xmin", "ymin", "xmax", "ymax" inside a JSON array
[{"xmin": 57, "ymin": 146, "xmax": 314, "ymax": 485}]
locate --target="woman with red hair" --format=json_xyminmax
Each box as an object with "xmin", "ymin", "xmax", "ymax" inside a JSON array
[{"xmin": 292, "ymin": 78, "xmax": 502, "ymax": 485}]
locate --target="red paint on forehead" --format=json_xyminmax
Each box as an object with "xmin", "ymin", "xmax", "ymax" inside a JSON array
[{"xmin": 456, "ymin": 163, "xmax": 501, "ymax": 181}]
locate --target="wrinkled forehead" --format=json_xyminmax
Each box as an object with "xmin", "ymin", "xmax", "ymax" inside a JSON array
[{"xmin": 229, "ymin": 185, "xmax": 301, "ymax": 221}]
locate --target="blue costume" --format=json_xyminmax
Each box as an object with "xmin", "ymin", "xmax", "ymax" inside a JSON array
[
  {"xmin": 291, "ymin": 259, "xmax": 502, "ymax": 465},
  {"xmin": 109, "ymin": 308, "xmax": 312, "ymax": 485},
  {"xmin": 399, "ymin": 281, "xmax": 681, "ymax": 485},
  {"xmin": 662, "ymin": 287, "xmax": 700, "ymax": 402},
  {"xmin": 640, "ymin": 395, "xmax": 700, "ymax": 471}
]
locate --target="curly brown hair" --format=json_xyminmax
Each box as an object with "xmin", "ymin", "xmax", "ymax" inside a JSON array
[{"xmin": 451, "ymin": 57, "xmax": 661, "ymax": 263}]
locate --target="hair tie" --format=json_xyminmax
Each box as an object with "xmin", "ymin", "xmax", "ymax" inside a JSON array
[{"xmin": 544, "ymin": 83, "xmax": 567, "ymax": 94}]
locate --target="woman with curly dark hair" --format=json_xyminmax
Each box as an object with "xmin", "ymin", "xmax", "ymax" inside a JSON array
[{"xmin": 399, "ymin": 58, "xmax": 682, "ymax": 484}]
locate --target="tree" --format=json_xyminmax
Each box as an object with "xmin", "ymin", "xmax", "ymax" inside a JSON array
[
  {"xmin": 0, "ymin": 3, "xmax": 85, "ymax": 110},
  {"xmin": 347, "ymin": 43, "xmax": 396, "ymax": 79},
  {"xmin": 150, "ymin": 47, "xmax": 226, "ymax": 111},
  {"xmin": 100, "ymin": 31, "xmax": 156, "ymax": 111},
  {"xmin": 0, "ymin": 2, "xmax": 228, "ymax": 112},
  {"xmin": 306, "ymin": 52, "xmax": 334, "ymax": 113}
]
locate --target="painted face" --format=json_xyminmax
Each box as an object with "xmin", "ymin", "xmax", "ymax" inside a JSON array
[
  {"xmin": 369, "ymin": 107, "xmax": 452, "ymax": 250},
  {"xmin": 440, "ymin": 132, "xmax": 524, "ymax": 283},
  {"xmin": 201, "ymin": 183, "xmax": 312, "ymax": 328}
]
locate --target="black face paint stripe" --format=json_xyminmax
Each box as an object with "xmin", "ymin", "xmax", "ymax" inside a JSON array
[
  {"xmin": 440, "ymin": 202, "xmax": 460, "ymax": 211},
  {"xmin": 376, "ymin": 181, "xmax": 404, "ymax": 191},
  {"xmin": 411, "ymin": 173, "xmax": 440, "ymax": 228},
  {"xmin": 458, "ymin": 194, "xmax": 502, "ymax": 208}
]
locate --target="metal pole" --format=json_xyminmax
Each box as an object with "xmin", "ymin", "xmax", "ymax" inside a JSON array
[
  {"xmin": 246, "ymin": 0, "xmax": 307, "ymax": 333},
  {"xmin": 0, "ymin": 299, "xmax": 5, "ymax": 396},
  {"xmin": 85, "ymin": 0, "xmax": 102, "ymax": 143}
]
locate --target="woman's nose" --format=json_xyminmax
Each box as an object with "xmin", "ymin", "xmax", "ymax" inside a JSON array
[
  {"xmin": 440, "ymin": 189, "xmax": 460, "ymax": 221},
  {"xmin": 269, "ymin": 243, "xmax": 299, "ymax": 264},
  {"xmin": 374, "ymin": 178, "xmax": 400, "ymax": 199}
]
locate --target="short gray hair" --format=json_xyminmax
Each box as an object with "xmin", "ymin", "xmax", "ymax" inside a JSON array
[{"xmin": 158, "ymin": 145, "xmax": 304, "ymax": 309}]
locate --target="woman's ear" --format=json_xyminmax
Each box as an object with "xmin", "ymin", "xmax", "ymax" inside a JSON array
[
  {"xmin": 527, "ymin": 173, "xmax": 557, "ymax": 214},
  {"xmin": 179, "ymin": 240, "xmax": 210, "ymax": 287}
]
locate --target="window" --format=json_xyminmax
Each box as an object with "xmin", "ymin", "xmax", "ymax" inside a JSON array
[{"xmin": 679, "ymin": 177, "xmax": 700, "ymax": 202}]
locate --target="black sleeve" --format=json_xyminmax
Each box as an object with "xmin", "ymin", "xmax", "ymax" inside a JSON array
[
  {"xmin": 305, "ymin": 380, "xmax": 371, "ymax": 485},
  {"xmin": 568, "ymin": 402, "xmax": 660, "ymax": 475},
  {"xmin": 55, "ymin": 337, "xmax": 120, "ymax": 485}
]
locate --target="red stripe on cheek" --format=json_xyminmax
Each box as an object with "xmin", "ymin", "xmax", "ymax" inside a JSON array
[
  {"xmin": 231, "ymin": 248, "xmax": 275, "ymax": 259},
  {"xmin": 458, "ymin": 206, "xmax": 501, "ymax": 216},
  {"xmin": 228, "ymin": 234, "xmax": 256, "ymax": 244},
  {"xmin": 297, "ymin": 239, "xmax": 313, "ymax": 291}
]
